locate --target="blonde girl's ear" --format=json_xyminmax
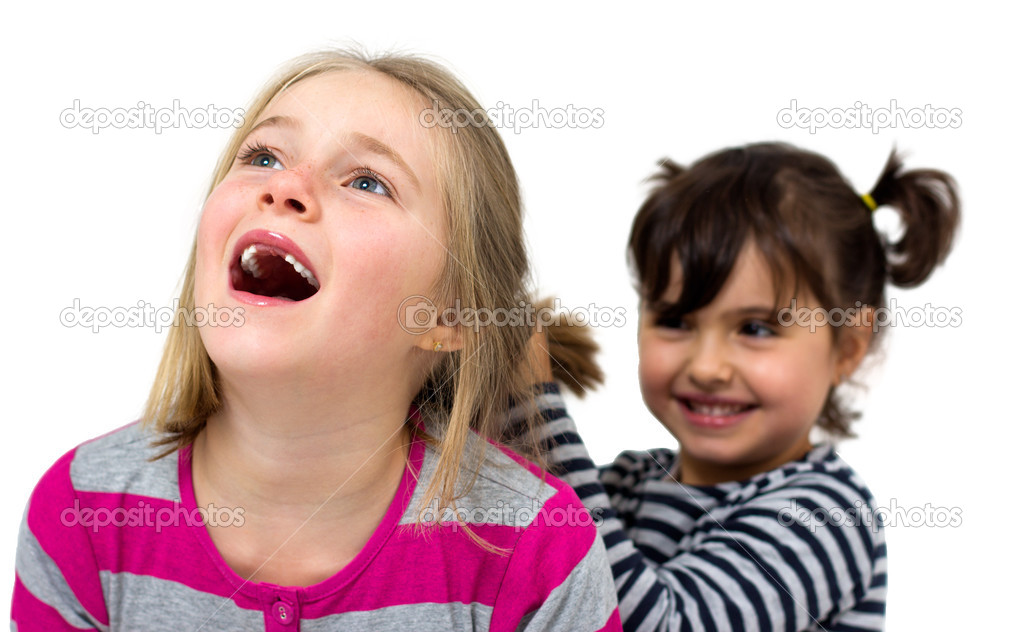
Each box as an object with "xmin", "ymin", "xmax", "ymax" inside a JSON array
[
  {"xmin": 414, "ymin": 322, "xmax": 463, "ymax": 353},
  {"xmin": 832, "ymin": 306, "xmax": 875, "ymax": 386}
]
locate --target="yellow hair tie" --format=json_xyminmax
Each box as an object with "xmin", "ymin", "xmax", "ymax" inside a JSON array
[{"xmin": 861, "ymin": 193, "xmax": 878, "ymax": 212}]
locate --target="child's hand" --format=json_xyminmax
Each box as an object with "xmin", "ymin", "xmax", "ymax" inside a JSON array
[
  {"xmin": 522, "ymin": 328, "xmax": 555, "ymax": 385},
  {"xmin": 518, "ymin": 297, "xmax": 603, "ymax": 396}
]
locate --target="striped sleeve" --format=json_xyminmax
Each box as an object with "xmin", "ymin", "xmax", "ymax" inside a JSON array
[
  {"xmin": 511, "ymin": 384, "xmax": 884, "ymax": 632},
  {"xmin": 12, "ymin": 448, "xmax": 108, "ymax": 631}
]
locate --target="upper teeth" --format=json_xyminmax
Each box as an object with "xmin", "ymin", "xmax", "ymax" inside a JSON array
[
  {"xmin": 690, "ymin": 402, "xmax": 748, "ymax": 416},
  {"xmin": 240, "ymin": 244, "xmax": 266, "ymax": 279},
  {"xmin": 283, "ymin": 253, "xmax": 319, "ymax": 289},
  {"xmin": 240, "ymin": 244, "xmax": 320, "ymax": 290}
]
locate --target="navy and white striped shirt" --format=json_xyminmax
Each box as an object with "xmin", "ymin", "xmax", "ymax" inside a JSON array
[{"xmin": 520, "ymin": 384, "xmax": 887, "ymax": 632}]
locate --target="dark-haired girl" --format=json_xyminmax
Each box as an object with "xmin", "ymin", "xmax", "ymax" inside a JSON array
[{"xmin": 520, "ymin": 143, "xmax": 959, "ymax": 631}]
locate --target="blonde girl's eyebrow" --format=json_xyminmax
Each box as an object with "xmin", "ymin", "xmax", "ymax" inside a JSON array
[
  {"xmin": 244, "ymin": 115, "xmax": 299, "ymax": 140},
  {"xmin": 241, "ymin": 115, "xmax": 422, "ymax": 195},
  {"xmin": 242, "ymin": 119, "xmax": 422, "ymax": 193},
  {"xmin": 340, "ymin": 132, "xmax": 422, "ymax": 193}
]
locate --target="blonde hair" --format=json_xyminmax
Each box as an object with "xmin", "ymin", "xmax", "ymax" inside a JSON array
[{"xmin": 143, "ymin": 48, "xmax": 578, "ymax": 520}]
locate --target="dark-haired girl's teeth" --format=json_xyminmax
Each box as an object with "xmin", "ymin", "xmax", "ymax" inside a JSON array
[{"xmin": 689, "ymin": 402, "xmax": 748, "ymax": 416}]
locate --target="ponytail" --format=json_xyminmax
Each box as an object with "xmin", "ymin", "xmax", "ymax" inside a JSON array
[
  {"xmin": 546, "ymin": 315, "xmax": 604, "ymax": 396},
  {"xmin": 533, "ymin": 297, "xmax": 603, "ymax": 396},
  {"xmin": 869, "ymin": 149, "xmax": 961, "ymax": 287}
]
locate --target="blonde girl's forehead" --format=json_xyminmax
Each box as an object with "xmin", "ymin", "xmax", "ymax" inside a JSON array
[
  {"xmin": 251, "ymin": 69, "xmax": 449, "ymax": 183},
  {"xmin": 257, "ymin": 69, "xmax": 431, "ymax": 132}
]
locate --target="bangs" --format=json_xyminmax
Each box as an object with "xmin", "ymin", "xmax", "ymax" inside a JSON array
[{"xmin": 629, "ymin": 147, "xmax": 809, "ymax": 321}]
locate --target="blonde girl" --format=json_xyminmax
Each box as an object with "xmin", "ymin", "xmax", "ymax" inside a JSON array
[{"xmin": 13, "ymin": 50, "xmax": 620, "ymax": 632}]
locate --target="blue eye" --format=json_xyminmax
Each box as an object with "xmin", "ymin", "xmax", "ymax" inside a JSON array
[
  {"xmin": 237, "ymin": 142, "xmax": 283, "ymax": 170},
  {"xmin": 348, "ymin": 169, "xmax": 393, "ymax": 198},
  {"xmin": 740, "ymin": 320, "xmax": 776, "ymax": 338},
  {"xmin": 249, "ymin": 152, "xmax": 282, "ymax": 170},
  {"xmin": 350, "ymin": 175, "xmax": 389, "ymax": 196}
]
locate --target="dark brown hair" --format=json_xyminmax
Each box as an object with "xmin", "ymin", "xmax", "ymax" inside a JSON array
[{"xmin": 628, "ymin": 142, "xmax": 960, "ymax": 436}]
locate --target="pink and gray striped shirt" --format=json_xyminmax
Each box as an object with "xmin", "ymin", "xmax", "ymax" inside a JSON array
[{"xmin": 12, "ymin": 421, "xmax": 621, "ymax": 631}]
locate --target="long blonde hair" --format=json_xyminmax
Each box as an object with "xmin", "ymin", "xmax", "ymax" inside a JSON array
[{"xmin": 143, "ymin": 48, "xmax": 597, "ymax": 519}]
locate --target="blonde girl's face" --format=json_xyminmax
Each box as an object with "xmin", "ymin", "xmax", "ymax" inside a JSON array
[
  {"xmin": 193, "ymin": 70, "xmax": 450, "ymax": 389},
  {"xmin": 638, "ymin": 240, "xmax": 857, "ymax": 485}
]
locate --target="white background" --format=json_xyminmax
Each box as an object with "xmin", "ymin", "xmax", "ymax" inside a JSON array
[{"xmin": 2, "ymin": 2, "xmax": 1018, "ymax": 628}]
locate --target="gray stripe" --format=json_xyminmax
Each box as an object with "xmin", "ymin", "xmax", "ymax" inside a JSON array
[
  {"xmin": 99, "ymin": 571, "xmax": 262, "ymax": 632},
  {"xmin": 505, "ymin": 393, "xmax": 565, "ymax": 426},
  {"xmin": 71, "ymin": 424, "xmax": 180, "ymax": 501},
  {"xmin": 832, "ymin": 610, "xmax": 885, "ymax": 628},
  {"xmin": 514, "ymin": 534, "xmax": 618, "ymax": 632},
  {"xmin": 303, "ymin": 601, "xmax": 494, "ymax": 630},
  {"xmin": 99, "ymin": 572, "xmax": 503, "ymax": 631},
  {"xmin": 15, "ymin": 514, "xmax": 109, "ymax": 631},
  {"xmin": 401, "ymin": 433, "xmax": 558, "ymax": 528}
]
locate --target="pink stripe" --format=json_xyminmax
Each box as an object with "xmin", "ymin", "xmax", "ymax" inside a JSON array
[
  {"xmin": 298, "ymin": 522, "xmax": 522, "ymax": 617},
  {"xmin": 598, "ymin": 608, "xmax": 623, "ymax": 631},
  {"xmin": 490, "ymin": 484, "xmax": 599, "ymax": 632},
  {"xmin": 25, "ymin": 448, "xmax": 109, "ymax": 626},
  {"xmin": 74, "ymin": 490, "xmax": 253, "ymax": 607},
  {"xmin": 12, "ymin": 572, "xmax": 91, "ymax": 631},
  {"xmin": 170, "ymin": 428, "xmax": 430, "ymax": 605}
]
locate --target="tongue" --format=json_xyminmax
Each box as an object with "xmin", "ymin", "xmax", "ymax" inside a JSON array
[{"xmin": 235, "ymin": 253, "xmax": 317, "ymax": 301}]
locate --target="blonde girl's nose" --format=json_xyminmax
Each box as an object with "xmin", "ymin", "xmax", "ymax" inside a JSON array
[{"xmin": 258, "ymin": 165, "xmax": 319, "ymax": 218}]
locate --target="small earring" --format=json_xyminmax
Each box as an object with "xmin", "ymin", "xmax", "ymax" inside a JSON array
[{"xmin": 433, "ymin": 341, "xmax": 443, "ymax": 352}]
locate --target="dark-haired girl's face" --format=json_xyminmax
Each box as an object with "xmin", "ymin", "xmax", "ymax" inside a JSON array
[{"xmin": 637, "ymin": 241, "xmax": 853, "ymax": 485}]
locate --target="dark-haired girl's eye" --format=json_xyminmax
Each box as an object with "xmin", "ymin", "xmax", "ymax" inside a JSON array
[
  {"xmin": 655, "ymin": 313, "xmax": 689, "ymax": 330},
  {"xmin": 740, "ymin": 320, "xmax": 776, "ymax": 338}
]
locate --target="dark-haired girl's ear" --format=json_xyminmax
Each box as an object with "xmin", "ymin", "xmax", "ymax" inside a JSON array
[{"xmin": 832, "ymin": 307, "xmax": 874, "ymax": 386}]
